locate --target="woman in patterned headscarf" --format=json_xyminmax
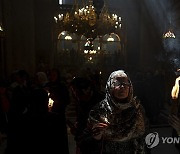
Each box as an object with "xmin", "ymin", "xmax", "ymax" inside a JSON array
[{"xmin": 79, "ymin": 70, "xmax": 148, "ymax": 154}]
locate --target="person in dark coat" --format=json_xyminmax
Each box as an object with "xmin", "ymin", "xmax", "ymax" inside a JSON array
[
  {"xmin": 46, "ymin": 68, "xmax": 70, "ymax": 114},
  {"xmin": 169, "ymin": 112, "xmax": 180, "ymax": 152},
  {"xmin": 169, "ymin": 74, "xmax": 180, "ymax": 152},
  {"xmin": 6, "ymin": 87, "xmax": 69, "ymax": 154},
  {"xmin": 70, "ymin": 77, "xmax": 105, "ymax": 154}
]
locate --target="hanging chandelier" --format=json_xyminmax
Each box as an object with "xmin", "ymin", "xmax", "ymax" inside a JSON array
[
  {"xmin": 54, "ymin": 0, "xmax": 122, "ymax": 39},
  {"xmin": 163, "ymin": 29, "xmax": 176, "ymax": 39},
  {"xmin": 163, "ymin": 12, "xmax": 176, "ymax": 39}
]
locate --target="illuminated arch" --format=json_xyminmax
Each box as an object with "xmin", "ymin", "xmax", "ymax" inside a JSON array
[
  {"xmin": 102, "ymin": 33, "xmax": 121, "ymax": 54},
  {"xmin": 103, "ymin": 33, "xmax": 121, "ymax": 42},
  {"xmin": 57, "ymin": 31, "xmax": 78, "ymax": 52}
]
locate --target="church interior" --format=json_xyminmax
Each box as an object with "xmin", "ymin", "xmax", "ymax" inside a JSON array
[{"xmin": 0, "ymin": 0, "xmax": 180, "ymax": 153}]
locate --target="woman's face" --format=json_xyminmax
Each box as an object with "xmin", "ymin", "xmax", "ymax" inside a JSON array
[{"xmin": 111, "ymin": 76, "xmax": 130, "ymax": 100}]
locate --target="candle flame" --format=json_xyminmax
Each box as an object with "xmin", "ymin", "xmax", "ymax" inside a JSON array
[
  {"xmin": 48, "ymin": 93, "xmax": 54, "ymax": 109},
  {"xmin": 171, "ymin": 76, "xmax": 180, "ymax": 99},
  {"xmin": 48, "ymin": 98, "xmax": 54, "ymax": 108}
]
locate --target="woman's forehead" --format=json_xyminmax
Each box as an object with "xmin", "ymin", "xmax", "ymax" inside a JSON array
[
  {"xmin": 112, "ymin": 73, "xmax": 128, "ymax": 79},
  {"xmin": 115, "ymin": 76, "xmax": 128, "ymax": 80}
]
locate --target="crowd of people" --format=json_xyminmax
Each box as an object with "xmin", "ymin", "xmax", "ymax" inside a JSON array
[
  {"xmin": 0, "ymin": 67, "xmax": 179, "ymax": 154},
  {"xmin": 0, "ymin": 69, "xmax": 70, "ymax": 154}
]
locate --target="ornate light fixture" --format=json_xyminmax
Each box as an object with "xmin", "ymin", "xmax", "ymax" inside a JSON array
[
  {"xmin": 163, "ymin": 10, "xmax": 176, "ymax": 39},
  {"xmin": 64, "ymin": 35, "xmax": 73, "ymax": 40},
  {"xmin": 163, "ymin": 29, "xmax": 175, "ymax": 39},
  {"xmin": 54, "ymin": 0, "xmax": 122, "ymax": 39},
  {"xmin": 107, "ymin": 35, "xmax": 115, "ymax": 41}
]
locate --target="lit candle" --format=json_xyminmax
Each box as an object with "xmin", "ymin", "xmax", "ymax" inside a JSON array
[
  {"xmin": 171, "ymin": 75, "xmax": 180, "ymax": 115},
  {"xmin": 48, "ymin": 93, "xmax": 54, "ymax": 112},
  {"xmin": 54, "ymin": 17, "xmax": 58, "ymax": 23}
]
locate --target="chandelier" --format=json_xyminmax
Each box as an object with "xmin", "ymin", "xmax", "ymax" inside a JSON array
[
  {"xmin": 163, "ymin": 11, "xmax": 176, "ymax": 39},
  {"xmin": 163, "ymin": 29, "xmax": 176, "ymax": 39},
  {"xmin": 54, "ymin": 0, "xmax": 122, "ymax": 39}
]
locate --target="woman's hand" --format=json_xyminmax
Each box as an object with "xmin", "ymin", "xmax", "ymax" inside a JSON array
[
  {"xmin": 91, "ymin": 123, "xmax": 108, "ymax": 140},
  {"xmin": 168, "ymin": 115, "xmax": 180, "ymax": 135}
]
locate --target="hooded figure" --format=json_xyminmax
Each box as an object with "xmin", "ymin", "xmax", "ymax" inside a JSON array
[{"xmin": 79, "ymin": 70, "xmax": 148, "ymax": 154}]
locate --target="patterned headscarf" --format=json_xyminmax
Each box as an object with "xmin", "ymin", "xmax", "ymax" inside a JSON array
[{"xmin": 105, "ymin": 70, "xmax": 134, "ymax": 110}]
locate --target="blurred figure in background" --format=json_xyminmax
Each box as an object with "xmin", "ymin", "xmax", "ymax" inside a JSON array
[
  {"xmin": 0, "ymin": 80, "xmax": 9, "ymax": 153},
  {"xmin": 6, "ymin": 87, "xmax": 69, "ymax": 154},
  {"xmin": 46, "ymin": 68, "xmax": 70, "ymax": 114},
  {"xmin": 169, "ymin": 72, "xmax": 180, "ymax": 152},
  {"xmin": 8, "ymin": 70, "xmax": 31, "ymax": 119},
  {"xmin": 169, "ymin": 112, "xmax": 180, "ymax": 152},
  {"xmin": 34, "ymin": 71, "xmax": 49, "ymax": 89},
  {"xmin": 69, "ymin": 77, "xmax": 105, "ymax": 154}
]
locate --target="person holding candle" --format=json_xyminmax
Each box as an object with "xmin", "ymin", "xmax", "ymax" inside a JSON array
[
  {"xmin": 6, "ymin": 87, "xmax": 70, "ymax": 154},
  {"xmin": 169, "ymin": 98, "xmax": 180, "ymax": 152},
  {"xmin": 169, "ymin": 71, "xmax": 180, "ymax": 152},
  {"xmin": 169, "ymin": 113, "xmax": 180, "ymax": 152},
  {"xmin": 169, "ymin": 114, "xmax": 180, "ymax": 136},
  {"xmin": 78, "ymin": 70, "xmax": 149, "ymax": 154},
  {"xmin": 46, "ymin": 68, "xmax": 70, "ymax": 114}
]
